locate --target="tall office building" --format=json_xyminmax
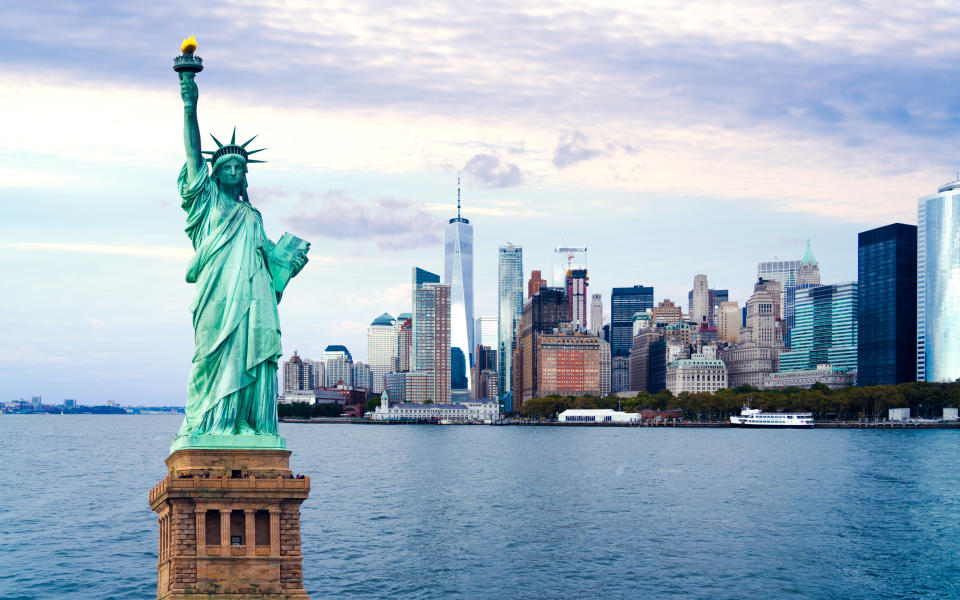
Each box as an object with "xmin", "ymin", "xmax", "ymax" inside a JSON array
[
  {"xmin": 652, "ymin": 299, "xmax": 682, "ymax": 326},
  {"xmin": 498, "ymin": 244, "xmax": 523, "ymax": 408},
  {"xmin": 537, "ymin": 326, "xmax": 608, "ymax": 397},
  {"xmin": 412, "ymin": 281, "xmax": 451, "ymax": 403},
  {"xmin": 352, "ymin": 361, "xmax": 373, "ymax": 391},
  {"xmin": 472, "ymin": 344, "xmax": 498, "ymax": 399},
  {"xmin": 757, "ymin": 241, "xmax": 820, "ymax": 345},
  {"xmin": 322, "ymin": 345, "xmax": 353, "ymax": 387},
  {"xmin": 474, "ymin": 316, "xmax": 498, "ymax": 350},
  {"xmin": 283, "ymin": 351, "xmax": 313, "ymax": 393},
  {"xmin": 858, "ymin": 224, "xmax": 917, "ymax": 385},
  {"xmin": 611, "ymin": 286, "xmax": 654, "ymax": 357},
  {"xmin": 444, "ymin": 182, "xmax": 474, "ymax": 391},
  {"xmin": 367, "ymin": 313, "xmax": 397, "ymax": 394},
  {"xmin": 691, "ymin": 274, "xmax": 709, "ymax": 325},
  {"xmin": 566, "ymin": 269, "xmax": 589, "ymax": 331},
  {"xmin": 780, "ymin": 282, "xmax": 858, "ymax": 372},
  {"xmin": 528, "ymin": 270, "xmax": 547, "ymax": 297},
  {"xmin": 721, "ymin": 279, "xmax": 783, "ymax": 388},
  {"xmin": 552, "ymin": 246, "xmax": 587, "ymax": 286},
  {"xmin": 590, "ymin": 293, "xmax": 603, "ymax": 335},
  {"xmin": 918, "ymin": 182, "xmax": 960, "ymax": 382},
  {"xmin": 515, "ymin": 287, "xmax": 566, "ymax": 408},
  {"xmin": 688, "ymin": 287, "xmax": 729, "ymax": 326},
  {"xmin": 396, "ymin": 316, "xmax": 413, "ymax": 372},
  {"xmin": 717, "ymin": 301, "xmax": 741, "ymax": 343}
]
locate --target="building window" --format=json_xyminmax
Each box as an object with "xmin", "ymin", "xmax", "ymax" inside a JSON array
[
  {"xmin": 230, "ymin": 510, "xmax": 245, "ymax": 546},
  {"xmin": 205, "ymin": 509, "xmax": 220, "ymax": 546},
  {"xmin": 255, "ymin": 510, "xmax": 270, "ymax": 546}
]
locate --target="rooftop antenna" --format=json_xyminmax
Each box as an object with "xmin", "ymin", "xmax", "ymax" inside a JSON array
[{"xmin": 457, "ymin": 172, "xmax": 462, "ymax": 220}]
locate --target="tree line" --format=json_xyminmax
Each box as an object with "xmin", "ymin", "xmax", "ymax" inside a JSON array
[{"xmin": 519, "ymin": 381, "xmax": 960, "ymax": 422}]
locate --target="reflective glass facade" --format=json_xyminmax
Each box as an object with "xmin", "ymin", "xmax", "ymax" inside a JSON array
[
  {"xmin": 918, "ymin": 187, "xmax": 960, "ymax": 382},
  {"xmin": 857, "ymin": 224, "xmax": 917, "ymax": 385},
  {"xmin": 444, "ymin": 217, "xmax": 474, "ymax": 390},
  {"xmin": 779, "ymin": 282, "xmax": 857, "ymax": 372},
  {"xmin": 611, "ymin": 286, "xmax": 654, "ymax": 357},
  {"xmin": 498, "ymin": 244, "xmax": 523, "ymax": 409}
]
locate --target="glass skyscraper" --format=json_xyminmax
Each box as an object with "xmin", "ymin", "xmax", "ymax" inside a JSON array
[
  {"xmin": 918, "ymin": 182, "xmax": 960, "ymax": 382},
  {"xmin": 857, "ymin": 223, "xmax": 917, "ymax": 385},
  {"xmin": 610, "ymin": 286, "xmax": 654, "ymax": 357},
  {"xmin": 444, "ymin": 189, "xmax": 474, "ymax": 391},
  {"xmin": 498, "ymin": 244, "xmax": 523, "ymax": 410},
  {"xmin": 779, "ymin": 282, "xmax": 858, "ymax": 372}
]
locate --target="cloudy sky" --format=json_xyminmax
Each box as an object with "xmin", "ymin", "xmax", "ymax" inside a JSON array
[{"xmin": 2, "ymin": 1, "xmax": 955, "ymax": 404}]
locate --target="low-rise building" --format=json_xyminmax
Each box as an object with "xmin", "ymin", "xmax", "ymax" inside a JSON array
[
  {"xmin": 761, "ymin": 364, "xmax": 856, "ymax": 390},
  {"xmin": 367, "ymin": 398, "xmax": 500, "ymax": 422},
  {"xmin": 666, "ymin": 354, "xmax": 728, "ymax": 394},
  {"xmin": 557, "ymin": 409, "xmax": 640, "ymax": 423}
]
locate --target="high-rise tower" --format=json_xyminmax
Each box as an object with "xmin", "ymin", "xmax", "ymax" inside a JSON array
[
  {"xmin": 918, "ymin": 181, "xmax": 960, "ymax": 382},
  {"xmin": 691, "ymin": 274, "xmax": 709, "ymax": 325},
  {"xmin": 444, "ymin": 177, "xmax": 474, "ymax": 392},
  {"xmin": 858, "ymin": 223, "xmax": 917, "ymax": 385},
  {"xmin": 367, "ymin": 313, "xmax": 397, "ymax": 394},
  {"xmin": 498, "ymin": 244, "xmax": 523, "ymax": 410}
]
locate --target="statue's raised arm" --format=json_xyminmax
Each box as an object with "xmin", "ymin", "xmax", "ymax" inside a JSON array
[{"xmin": 180, "ymin": 73, "xmax": 203, "ymax": 181}]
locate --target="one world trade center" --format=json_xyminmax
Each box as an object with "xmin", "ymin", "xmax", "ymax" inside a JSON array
[{"xmin": 444, "ymin": 178, "xmax": 474, "ymax": 393}]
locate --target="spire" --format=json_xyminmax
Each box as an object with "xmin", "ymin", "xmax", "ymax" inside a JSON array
[
  {"xmin": 457, "ymin": 172, "xmax": 461, "ymax": 220},
  {"xmin": 801, "ymin": 238, "xmax": 818, "ymax": 266}
]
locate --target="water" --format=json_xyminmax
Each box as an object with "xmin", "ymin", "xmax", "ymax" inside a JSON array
[{"xmin": 1, "ymin": 416, "xmax": 959, "ymax": 599}]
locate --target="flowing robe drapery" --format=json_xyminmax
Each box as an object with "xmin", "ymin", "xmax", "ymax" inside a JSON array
[{"xmin": 175, "ymin": 164, "xmax": 281, "ymax": 437}]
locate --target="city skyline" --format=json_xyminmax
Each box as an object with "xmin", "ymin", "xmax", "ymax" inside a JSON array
[{"xmin": 6, "ymin": 2, "xmax": 959, "ymax": 404}]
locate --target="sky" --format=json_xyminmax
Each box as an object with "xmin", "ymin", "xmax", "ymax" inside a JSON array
[{"xmin": 2, "ymin": 0, "xmax": 958, "ymax": 405}]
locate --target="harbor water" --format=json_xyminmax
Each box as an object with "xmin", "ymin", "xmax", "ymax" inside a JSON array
[{"xmin": 1, "ymin": 415, "xmax": 958, "ymax": 599}]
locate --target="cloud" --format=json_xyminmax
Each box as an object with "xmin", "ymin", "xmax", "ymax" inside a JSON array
[
  {"xmin": 0, "ymin": 242, "xmax": 193, "ymax": 260},
  {"xmin": 463, "ymin": 153, "xmax": 523, "ymax": 188},
  {"xmin": 287, "ymin": 191, "xmax": 442, "ymax": 250},
  {"xmin": 553, "ymin": 131, "xmax": 602, "ymax": 169}
]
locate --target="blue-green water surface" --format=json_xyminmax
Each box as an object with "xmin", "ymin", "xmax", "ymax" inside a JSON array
[{"xmin": 0, "ymin": 416, "xmax": 958, "ymax": 599}]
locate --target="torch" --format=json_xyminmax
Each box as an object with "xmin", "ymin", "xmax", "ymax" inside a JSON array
[{"xmin": 173, "ymin": 36, "xmax": 204, "ymax": 78}]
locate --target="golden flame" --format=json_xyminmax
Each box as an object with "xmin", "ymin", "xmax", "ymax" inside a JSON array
[{"xmin": 180, "ymin": 36, "xmax": 198, "ymax": 53}]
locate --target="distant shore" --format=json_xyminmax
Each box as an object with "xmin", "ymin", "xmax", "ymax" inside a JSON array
[{"xmin": 280, "ymin": 417, "xmax": 960, "ymax": 429}]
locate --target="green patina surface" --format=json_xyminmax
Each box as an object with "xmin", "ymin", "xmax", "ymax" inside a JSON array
[{"xmin": 171, "ymin": 43, "xmax": 310, "ymax": 454}]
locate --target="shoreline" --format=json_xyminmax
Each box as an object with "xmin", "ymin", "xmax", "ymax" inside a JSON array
[{"xmin": 280, "ymin": 418, "xmax": 960, "ymax": 429}]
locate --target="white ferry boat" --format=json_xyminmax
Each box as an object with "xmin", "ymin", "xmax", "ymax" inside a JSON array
[{"xmin": 729, "ymin": 407, "xmax": 814, "ymax": 428}]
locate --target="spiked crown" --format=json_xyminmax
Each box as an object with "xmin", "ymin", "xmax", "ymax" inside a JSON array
[{"xmin": 202, "ymin": 127, "xmax": 267, "ymax": 170}]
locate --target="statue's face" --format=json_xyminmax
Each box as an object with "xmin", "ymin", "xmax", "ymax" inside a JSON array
[{"xmin": 216, "ymin": 157, "xmax": 246, "ymax": 187}]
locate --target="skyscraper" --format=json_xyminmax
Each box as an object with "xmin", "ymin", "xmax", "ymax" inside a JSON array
[
  {"xmin": 528, "ymin": 270, "xmax": 546, "ymax": 297},
  {"xmin": 412, "ymin": 281, "xmax": 451, "ymax": 403},
  {"xmin": 691, "ymin": 274, "xmax": 709, "ymax": 325},
  {"xmin": 717, "ymin": 301, "xmax": 741, "ymax": 343},
  {"xmin": 611, "ymin": 286, "xmax": 654, "ymax": 357},
  {"xmin": 858, "ymin": 224, "xmax": 917, "ymax": 386},
  {"xmin": 515, "ymin": 287, "xmax": 567, "ymax": 407},
  {"xmin": 757, "ymin": 241, "xmax": 820, "ymax": 346},
  {"xmin": 367, "ymin": 312, "xmax": 397, "ymax": 394},
  {"xmin": 322, "ymin": 345, "xmax": 353, "ymax": 387},
  {"xmin": 444, "ymin": 181, "xmax": 474, "ymax": 391},
  {"xmin": 283, "ymin": 351, "xmax": 313, "ymax": 393},
  {"xmin": 566, "ymin": 268, "xmax": 589, "ymax": 331},
  {"xmin": 918, "ymin": 181, "xmax": 960, "ymax": 382},
  {"xmin": 720, "ymin": 279, "xmax": 783, "ymax": 388},
  {"xmin": 590, "ymin": 293, "xmax": 603, "ymax": 335},
  {"xmin": 498, "ymin": 244, "xmax": 523, "ymax": 408},
  {"xmin": 552, "ymin": 246, "xmax": 587, "ymax": 286},
  {"xmin": 780, "ymin": 282, "xmax": 858, "ymax": 372},
  {"xmin": 474, "ymin": 316, "xmax": 498, "ymax": 350}
]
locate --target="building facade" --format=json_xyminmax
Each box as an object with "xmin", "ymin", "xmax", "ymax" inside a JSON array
[
  {"xmin": 528, "ymin": 269, "xmax": 547, "ymax": 298},
  {"xmin": 498, "ymin": 244, "xmax": 523, "ymax": 408},
  {"xmin": 717, "ymin": 301, "xmax": 741, "ymax": 343},
  {"xmin": 763, "ymin": 365, "xmax": 856, "ymax": 389},
  {"xmin": 611, "ymin": 286, "xmax": 655, "ymax": 357},
  {"xmin": 590, "ymin": 293, "xmax": 603, "ymax": 336},
  {"xmin": 283, "ymin": 351, "xmax": 313, "ymax": 393},
  {"xmin": 918, "ymin": 182, "xmax": 960, "ymax": 382},
  {"xmin": 757, "ymin": 241, "xmax": 820, "ymax": 346},
  {"xmin": 351, "ymin": 361, "xmax": 372, "ymax": 392},
  {"xmin": 444, "ymin": 191, "xmax": 474, "ymax": 391},
  {"xmin": 720, "ymin": 279, "xmax": 783, "ymax": 388},
  {"xmin": 566, "ymin": 269, "xmax": 589, "ymax": 331},
  {"xmin": 474, "ymin": 316, "xmax": 498, "ymax": 350},
  {"xmin": 779, "ymin": 282, "xmax": 858, "ymax": 373},
  {"xmin": 666, "ymin": 355, "xmax": 728, "ymax": 395},
  {"xmin": 515, "ymin": 287, "xmax": 567, "ymax": 408},
  {"xmin": 322, "ymin": 345, "xmax": 353, "ymax": 388},
  {"xmin": 367, "ymin": 313, "xmax": 397, "ymax": 394},
  {"xmin": 652, "ymin": 299, "xmax": 683, "ymax": 326},
  {"xmin": 691, "ymin": 274, "xmax": 709, "ymax": 326},
  {"xmin": 537, "ymin": 328, "xmax": 606, "ymax": 397},
  {"xmin": 857, "ymin": 223, "xmax": 917, "ymax": 385},
  {"xmin": 412, "ymin": 280, "xmax": 451, "ymax": 404}
]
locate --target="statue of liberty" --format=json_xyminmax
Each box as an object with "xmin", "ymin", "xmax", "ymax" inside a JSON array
[{"xmin": 171, "ymin": 38, "xmax": 309, "ymax": 451}]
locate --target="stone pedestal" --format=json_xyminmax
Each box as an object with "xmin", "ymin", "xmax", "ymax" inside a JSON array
[{"xmin": 149, "ymin": 449, "xmax": 310, "ymax": 599}]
